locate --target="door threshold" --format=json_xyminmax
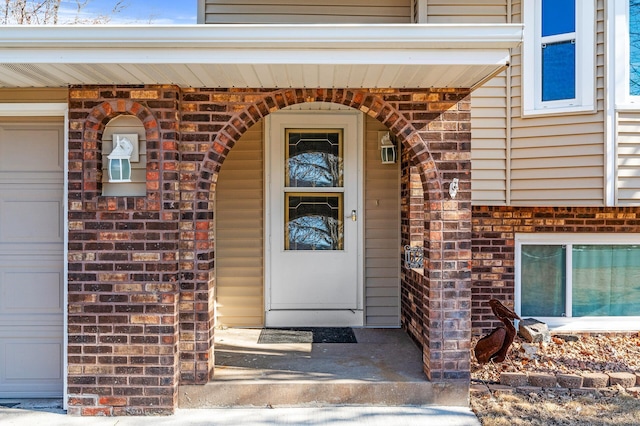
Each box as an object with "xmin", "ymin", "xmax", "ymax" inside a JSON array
[{"xmin": 265, "ymin": 310, "xmax": 363, "ymax": 327}]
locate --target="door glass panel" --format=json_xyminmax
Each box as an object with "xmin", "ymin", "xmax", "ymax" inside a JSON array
[
  {"xmin": 286, "ymin": 129, "xmax": 343, "ymax": 187},
  {"xmin": 285, "ymin": 194, "xmax": 343, "ymax": 251}
]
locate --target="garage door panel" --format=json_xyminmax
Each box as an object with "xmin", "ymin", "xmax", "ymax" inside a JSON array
[
  {"xmin": 0, "ymin": 127, "xmax": 63, "ymax": 172},
  {"xmin": 0, "ymin": 120, "xmax": 63, "ymax": 398},
  {"xmin": 4, "ymin": 341, "xmax": 63, "ymax": 379},
  {"xmin": 0, "ymin": 186, "xmax": 63, "ymax": 244},
  {"xmin": 1, "ymin": 270, "xmax": 63, "ymax": 314},
  {"xmin": 0, "ymin": 334, "xmax": 63, "ymax": 397}
]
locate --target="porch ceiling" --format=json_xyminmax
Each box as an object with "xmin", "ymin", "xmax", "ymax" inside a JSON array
[{"xmin": 0, "ymin": 24, "xmax": 522, "ymax": 89}]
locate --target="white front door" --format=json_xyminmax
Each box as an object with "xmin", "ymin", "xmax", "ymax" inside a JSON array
[
  {"xmin": 266, "ymin": 111, "xmax": 363, "ymax": 327},
  {"xmin": 0, "ymin": 120, "xmax": 64, "ymax": 397}
]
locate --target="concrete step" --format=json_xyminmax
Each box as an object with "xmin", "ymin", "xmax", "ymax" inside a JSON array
[
  {"xmin": 179, "ymin": 380, "xmax": 469, "ymax": 408},
  {"xmin": 180, "ymin": 328, "xmax": 469, "ymax": 408}
]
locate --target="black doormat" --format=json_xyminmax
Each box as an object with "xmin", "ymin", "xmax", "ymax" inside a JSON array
[{"xmin": 258, "ymin": 327, "xmax": 357, "ymax": 344}]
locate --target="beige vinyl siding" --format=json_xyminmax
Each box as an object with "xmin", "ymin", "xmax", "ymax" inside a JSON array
[
  {"xmin": 435, "ymin": 0, "xmax": 511, "ymax": 204},
  {"xmin": 364, "ymin": 116, "xmax": 400, "ymax": 327},
  {"xmin": 425, "ymin": 0, "xmax": 509, "ymax": 24},
  {"xmin": 617, "ymin": 112, "xmax": 640, "ymax": 205},
  {"xmin": 202, "ymin": 0, "xmax": 411, "ymax": 24},
  {"xmin": 215, "ymin": 122, "xmax": 264, "ymax": 327},
  {"xmin": 471, "ymin": 71, "xmax": 508, "ymax": 204},
  {"xmin": 508, "ymin": 0, "xmax": 605, "ymax": 205},
  {"xmin": 101, "ymin": 115, "xmax": 147, "ymax": 197}
]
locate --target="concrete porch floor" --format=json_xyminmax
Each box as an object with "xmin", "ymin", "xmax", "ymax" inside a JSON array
[{"xmin": 179, "ymin": 328, "xmax": 470, "ymax": 408}]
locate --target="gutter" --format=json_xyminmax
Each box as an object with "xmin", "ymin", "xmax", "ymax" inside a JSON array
[{"xmin": 0, "ymin": 23, "xmax": 523, "ymax": 50}]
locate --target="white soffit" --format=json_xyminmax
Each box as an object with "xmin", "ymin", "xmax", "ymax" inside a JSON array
[{"xmin": 0, "ymin": 24, "xmax": 522, "ymax": 89}]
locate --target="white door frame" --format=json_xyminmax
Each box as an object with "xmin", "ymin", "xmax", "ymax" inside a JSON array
[
  {"xmin": 264, "ymin": 110, "xmax": 364, "ymax": 327},
  {"xmin": 0, "ymin": 103, "xmax": 68, "ymax": 407}
]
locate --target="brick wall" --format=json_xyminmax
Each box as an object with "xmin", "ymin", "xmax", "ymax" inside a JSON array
[
  {"xmin": 67, "ymin": 85, "xmax": 473, "ymax": 414},
  {"xmin": 471, "ymin": 206, "xmax": 640, "ymax": 335}
]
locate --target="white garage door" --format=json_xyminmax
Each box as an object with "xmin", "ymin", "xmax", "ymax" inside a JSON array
[{"xmin": 0, "ymin": 119, "xmax": 64, "ymax": 398}]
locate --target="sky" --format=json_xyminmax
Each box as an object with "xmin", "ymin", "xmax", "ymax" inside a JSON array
[{"xmin": 62, "ymin": 0, "xmax": 198, "ymax": 24}]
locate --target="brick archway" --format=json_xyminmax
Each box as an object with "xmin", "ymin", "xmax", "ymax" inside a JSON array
[{"xmin": 179, "ymin": 88, "xmax": 471, "ymax": 384}]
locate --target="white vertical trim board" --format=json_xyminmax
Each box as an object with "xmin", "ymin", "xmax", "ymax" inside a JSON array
[{"xmin": 605, "ymin": 1, "xmax": 617, "ymax": 206}]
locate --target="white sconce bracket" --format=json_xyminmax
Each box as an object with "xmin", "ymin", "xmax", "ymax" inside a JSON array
[{"xmin": 449, "ymin": 177, "xmax": 459, "ymax": 199}]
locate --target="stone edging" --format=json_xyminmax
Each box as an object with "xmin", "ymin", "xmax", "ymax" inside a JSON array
[{"xmin": 471, "ymin": 371, "xmax": 640, "ymax": 398}]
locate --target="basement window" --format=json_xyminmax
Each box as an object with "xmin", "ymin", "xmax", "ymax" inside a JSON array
[{"xmin": 515, "ymin": 234, "xmax": 640, "ymax": 330}]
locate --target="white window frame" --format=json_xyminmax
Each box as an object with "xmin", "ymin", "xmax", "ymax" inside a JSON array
[
  {"xmin": 522, "ymin": 0, "xmax": 596, "ymax": 116},
  {"xmin": 614, "ymin": 0, "xmax": 640, "ymax": 108},
  {"xmin": 515, "ymin": 233, "xmax": 640, "ymax": 331}
]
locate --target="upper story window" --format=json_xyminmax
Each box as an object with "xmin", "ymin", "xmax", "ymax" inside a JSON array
[
  {"xmin": 630, "ymin": 1, "xmax": 640, "ymax": 95},
  {"xmin": 616, "ymin": 0, "xmax": 640, "ymax": 106},
  {"xmin": 523, "ymin": 0, "xmax": 595, "ymax": 116}
]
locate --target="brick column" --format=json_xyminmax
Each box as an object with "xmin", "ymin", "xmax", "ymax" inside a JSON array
[
  {"xmin": 67, "ymin": 86, "xmax": 180, "ymax": 415},
  {"xmin": 400, "ymin": 91, "xmax": 472, "ymax": 381}
]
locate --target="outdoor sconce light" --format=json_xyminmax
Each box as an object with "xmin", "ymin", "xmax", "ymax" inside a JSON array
[
  {"xmin": 108, "ymin": 134, "xmax": 136, "ymax": 183},
  {"xmin": 379, "ymin": 131, "xmax": 397, "ymax": 164}
]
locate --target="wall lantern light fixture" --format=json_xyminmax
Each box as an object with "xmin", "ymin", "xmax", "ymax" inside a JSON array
[
  {"xmin": 108, "ymin": 134, "xmax": 136, "ymax": 183},
  {"xmin": 379, "ymin": 131, "xmax": 397, "ymax": 164}
]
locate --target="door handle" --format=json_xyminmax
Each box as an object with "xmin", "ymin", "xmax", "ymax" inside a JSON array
[{"xmin": 350, "ymin": 210, "xmax": 357, "ymax": 222}]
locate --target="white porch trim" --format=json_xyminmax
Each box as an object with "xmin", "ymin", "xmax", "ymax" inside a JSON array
[{"xmin": 0, "ymin": 24, "xmax": 522, "ymax": 89}]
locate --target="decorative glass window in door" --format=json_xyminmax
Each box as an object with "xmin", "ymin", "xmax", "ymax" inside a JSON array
[{"xmin": 284, "ymin": 130, "xmax": 344, "ymax": 250}]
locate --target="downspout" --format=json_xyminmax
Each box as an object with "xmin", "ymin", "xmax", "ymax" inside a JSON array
[{"xmin": 605, "ymin": 0, "xmax": 616, "ymax": 206}]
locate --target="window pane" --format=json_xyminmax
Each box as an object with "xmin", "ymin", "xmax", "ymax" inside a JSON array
[
  {"xmin": 286, "ymin": 194, "xmax": 343, "ymax": 251},
  {"xmin": 630, "ymin": 1, "xmax": 640, "ymax": 95},
  {"xmin": 572, "ymin": 245, "xmax": 640, "ymax": 316},
  {"xmin": 542, "ymin": 41, "xmax": 576, "ymax": 101},
  {"xmin": 521, "ymin": 245, "xmax": 566, "ymax": 317},
  {"xmin": 286, "ymin": 130, "xmax": 343, "ymax": 188},
  {"xmin": 542, "ymin": 0, "xmax": 575, "ymax": 37}
]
